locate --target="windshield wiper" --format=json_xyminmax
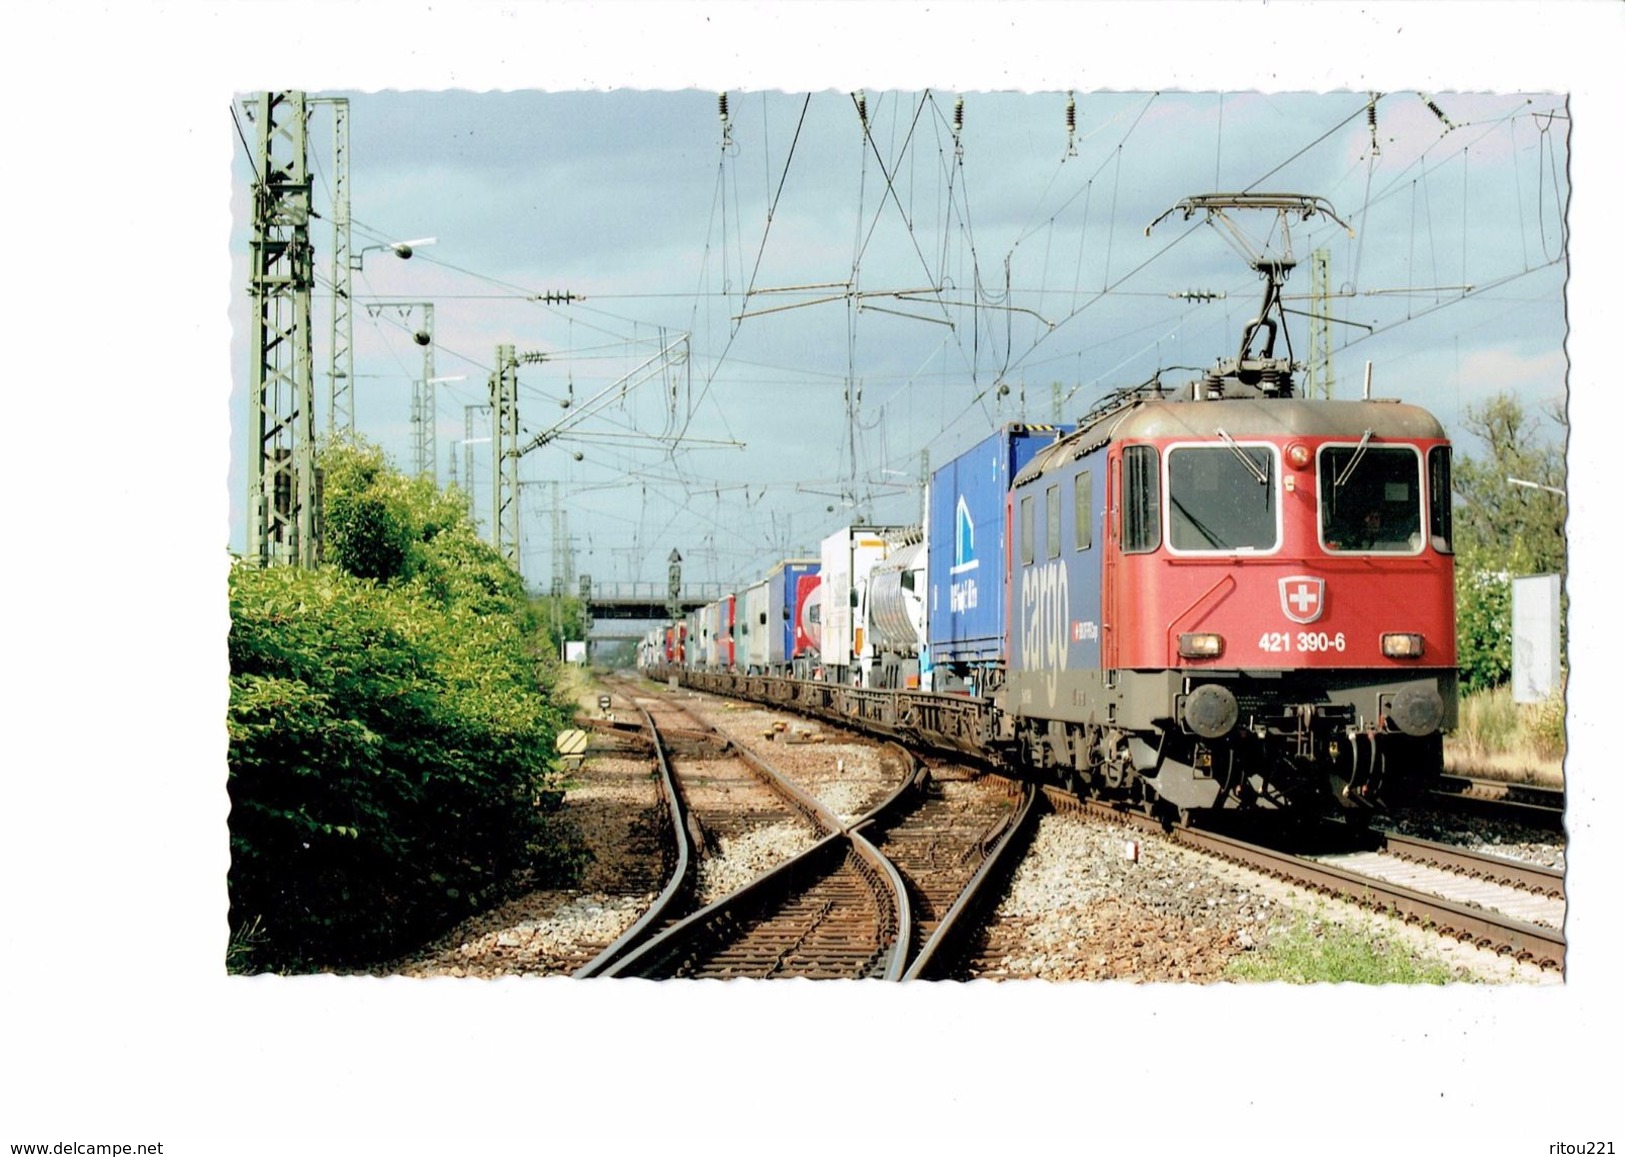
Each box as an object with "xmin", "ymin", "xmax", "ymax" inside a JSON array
[
  {"xmin": 1215, "ymin": 428, "xmax": 1269, "ymax": 485},
  {"xmin": 1334, "ymin": 429, "xmax": 1374, "ymax": 489}
]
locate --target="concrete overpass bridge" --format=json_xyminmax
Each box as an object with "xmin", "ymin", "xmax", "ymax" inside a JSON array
[{"xmin": 581, "ymin": 581, "xmax": 731, "ymax": 622}]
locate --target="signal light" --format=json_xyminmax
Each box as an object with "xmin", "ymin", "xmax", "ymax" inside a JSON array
[
  {"xmin": 1179, "ymin": 633, "xmax": 1225, "ymax": 659},
  {"xmin": 1382, "ymin": 633, "xmax": 1425, "ymax": 658}
]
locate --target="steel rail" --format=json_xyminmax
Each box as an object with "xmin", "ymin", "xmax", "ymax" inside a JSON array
[
  {"xmin": 1378, "ymin": 830, "xmax": 1565, "ymax": 900},
  {"xmin": 1176, "ymin": 823, "xmax": 1566, "ymax": 970},
  {"xmin": 902, "ymin": 779, "xmax": 1043, "ymax": 980},
  {"xmin": 600, "ymin": 736, "xmax": 921, "ymax": 980},
  {"xmin": 1428, "ymin": 774, "xmax": 1564, "ymax": 830},
  {"xmin": 573, "ymin": 698, "xmax": 696, "ymax": 978},
  {"xmin": 1065, "ymin": 794, "xmax": 1564, "ymax": 969},
  {"xmin": 600, "ymin": 833, "xmax": 899, "ymax": 979}
]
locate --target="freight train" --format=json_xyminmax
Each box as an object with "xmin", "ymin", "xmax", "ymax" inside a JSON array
[{"xmin": 643, "ymin": 194, "xmax": 1457, "ymax": 819}]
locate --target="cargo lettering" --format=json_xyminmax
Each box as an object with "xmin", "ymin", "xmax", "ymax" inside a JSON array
[
  {"xmin": 1020, "ymin": 559, "xmax": 1070, "ymax": 709},
  {"xmin": 950, "ymin": 577, "xmax": 979, "ymax": 613}
]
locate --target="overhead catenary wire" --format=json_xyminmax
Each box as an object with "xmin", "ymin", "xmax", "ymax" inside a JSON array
[{"xmin": 281, "ymin": 92, "xmax": 1567, "ymax": 589}]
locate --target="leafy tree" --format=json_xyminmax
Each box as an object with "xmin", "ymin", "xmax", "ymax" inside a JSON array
[
  {"xmin": 320, "ymin": 439, "xmax": 470, "ymax": 582},
  {"xmin": 1450, "ymin": 392, "xmax": 1567, "ymax": 691},
  {"xmin": 1452, "ymin": 393, "xmax": 1566, "ymax": 574}
]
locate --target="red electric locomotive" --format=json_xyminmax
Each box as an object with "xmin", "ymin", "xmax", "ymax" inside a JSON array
[{"xmin": 1004, "ymin": 194, "xmax": 1456, "ymax": 816}]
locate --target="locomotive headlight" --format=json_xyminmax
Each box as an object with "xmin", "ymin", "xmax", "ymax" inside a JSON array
[
  {"xmin": 1381, "ymin": 633, "xmax": 1425, "ymax": 659},
  {"xmin": 1286, "ymin": 442, "xmax": 1312, "ymax": 470},
  {"xmin": 1179, "ymin": 632, "xmax": 1225, "ymax": 659}
]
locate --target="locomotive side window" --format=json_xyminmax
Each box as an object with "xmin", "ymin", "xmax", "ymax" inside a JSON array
[
  {"xmin": 1074, "ymin": 471, "xmax": 1092, "ymax": 550},
  {"xmin": 1428, "ymin": 446, "xmax": 1454, "ymax": 553},
  {"xmin": 1319, "ymin": 443, "xmax": 1424, "ymax": 552},
  {"xmin": 1121, "ymin": 445, "xmax": 1160, "ymax": 554},
  {"xmin": 1166, "ymin": 444, "xmax": 1278, "ymax": 552},
  {"xmin": 1020, "ymin": 494, "xmax": 1035, "ymax": 565},
  {"xmin": 1046, "ymin": 484, "xmax": 1061, "ymax": 559}
]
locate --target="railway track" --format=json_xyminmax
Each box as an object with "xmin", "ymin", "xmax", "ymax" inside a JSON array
[
  {"xmin": 595, "ymin": 686, "xmax": 1039, "ymax": 980},
  {"xmin": 1045, "ymin": 789, "xmax": 1566, "ymax": 969},
  {"xmin": 1427, "ymin": 773, "xmax": 1564, "ymax": 830},
  {"xmin": 578, "ymin": 680, "xmax": 1563, "ymax": 979},
  {"xmin": 573, "ymin": 682, "xmax": 837, "ymax": 977}
]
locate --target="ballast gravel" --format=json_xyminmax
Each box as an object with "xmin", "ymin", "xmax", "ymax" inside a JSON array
[
  {"xmin": 695, "ymin": 820, "xmax": 821, "ymax": 905},
  {"xmin": 373, "ymin": 735, "xmax": 665, "ymax": 978},
  {"xmin": 374, "ymin": 680, "xmax": 1563, "ymax": 984},
  {"xmin": 971, "ymin": 811, "xmax": 1558, "ymax": 984},
  {"xmin": 1378, "ymin": 807, "xmax": 1566, "ymax": 871},
  {"xmin": 673, "ymin": 695, "xmax": 901, "ymax": 822}
]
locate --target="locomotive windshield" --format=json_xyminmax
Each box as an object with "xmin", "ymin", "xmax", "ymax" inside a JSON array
[
  {"xmin": 1319, "ymin": 443, "xmax": 1424, "ymax": 552},
  {"xmin": 1166, "ymin": 444, "xmax": 1278, "ymax": 552}
]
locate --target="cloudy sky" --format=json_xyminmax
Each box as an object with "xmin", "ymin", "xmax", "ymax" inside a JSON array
[
  {"xmin": 231, "ymin": 85, "xmax": 1569, "ymax": 590},
  {"xmin": 12, "ymin": 3, "xmax": 1625, "ymax": 1153}
]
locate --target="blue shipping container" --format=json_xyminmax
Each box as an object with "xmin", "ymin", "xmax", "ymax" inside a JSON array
[
  {"xmin": 927, "ymin": 422, "xmax": 1073, "ymax": 669},
  {"xmin": 767, "ymin": 559, "xmax": 821, "ymax": 666}
]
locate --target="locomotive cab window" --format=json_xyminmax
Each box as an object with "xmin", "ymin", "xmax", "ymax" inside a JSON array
[
  {"xmin": 1428, "ymin": 445, "xmax": 1454, "ymax": 553},
  {"xmin": 1121, "ymin": 445, "xmax": 1160, "ymax": 553},
  {"xmin": 1319, "ymin": 442, "xmax": 1424, "ymax": 553},
  {"xmin": 1165, "ymin": 443, "xmax": 1279, "ymax": 553}
]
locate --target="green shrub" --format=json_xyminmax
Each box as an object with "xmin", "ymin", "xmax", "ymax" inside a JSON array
[
  {"xmin": 1454, "ymin": 549, "xmax": 1512, "ymax": 695},
  {"xmin": 227, "ymin": 442, "xmax": 572, "ymax": 972}
]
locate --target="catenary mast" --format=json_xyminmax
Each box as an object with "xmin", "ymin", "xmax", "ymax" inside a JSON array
[{"xmin": 245, "ymin": 91, "xmax": 318, "ymax": 567}]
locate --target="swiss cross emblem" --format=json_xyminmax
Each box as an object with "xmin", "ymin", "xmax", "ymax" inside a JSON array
[{"xmin": 1279, "ymin": 576, "xmax": 1326, "ymax": 624}]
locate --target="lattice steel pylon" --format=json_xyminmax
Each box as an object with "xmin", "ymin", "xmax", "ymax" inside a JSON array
[
  {"xmin": 315, "ymin": 97, "xmax": 353, "ymax": 435},
  {"xmin": 464, "ymin": 403, "xmax": 488, "ymax": 521},
  {"xmin": 490, "ymin": 344, "xmax": 522, "ymax": 569},
  {"xmin": 245, "ymin": 91, "xmax": 318, "ymax": 567},
  {"xmin": 1307, "ymin": 247, "xmax": 1335, "ymax": 399}
]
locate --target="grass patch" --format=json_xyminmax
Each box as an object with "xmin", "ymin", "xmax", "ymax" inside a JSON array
[
  {"xmin": 1226, "ymin": 915, "xmax": 1461, "ymax": 984},
  {"xmin": 1445, "ymin": 683, "xmax": 1565, "ymax": 786}
]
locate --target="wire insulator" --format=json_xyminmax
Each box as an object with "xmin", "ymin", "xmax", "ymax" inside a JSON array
[
  {"xmin": 718, "ymin": 91, "xmax": 734, "ymax": 150},
  {"xmin": 1419, "ymin": 92, "xmax": 1455, "ymax": 130},
  {"xmin": 1066, "ymin": 93, "xmax": 1076, "ymax": 133},
  {"xmin": 954, "ymin": 95, "xmax": 964, "ymax": 134},
  {"xmin": 856, "ymin": 91, "xmax": 867, "ymax": 129}
]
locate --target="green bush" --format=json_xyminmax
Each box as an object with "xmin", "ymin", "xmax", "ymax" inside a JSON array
[
  {"xmin": 227, "ymin": 440, "xmax": 571, "ymax": 972},
  {"xmin": 1454, "ymin": 546, "xmax": 1512, "ymax": 695}
]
